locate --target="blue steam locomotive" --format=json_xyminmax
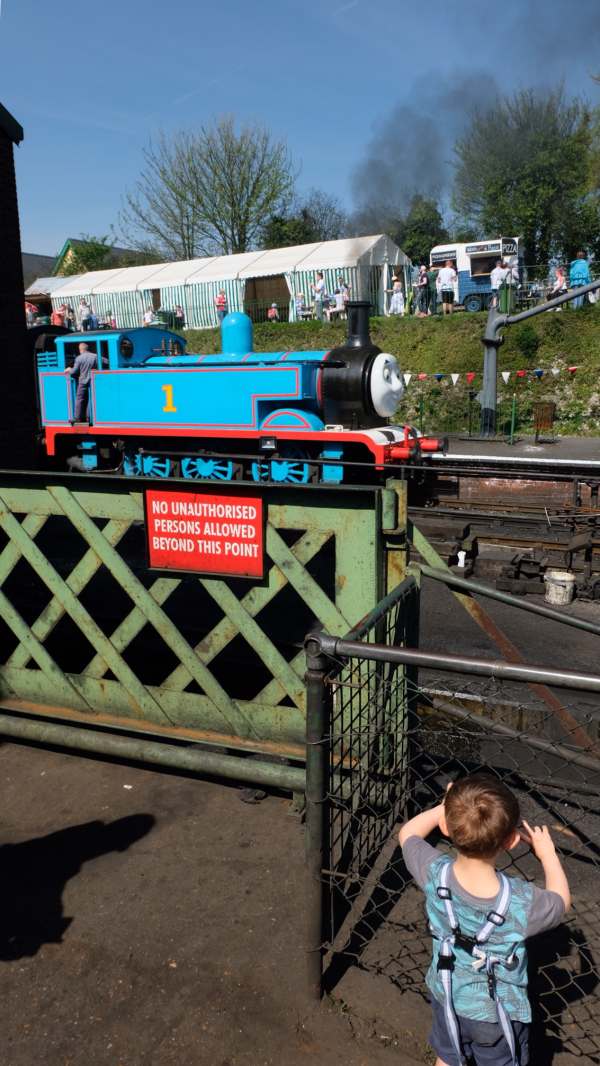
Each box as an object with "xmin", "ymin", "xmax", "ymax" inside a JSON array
[{"xmin": 36, "ymin": 301, "xmax": 442, "ymax": 484}]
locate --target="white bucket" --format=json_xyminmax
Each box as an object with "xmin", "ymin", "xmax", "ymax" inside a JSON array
[{"xmin": 543, "ymin": 569, "xmax": 575, "ymax": 606}]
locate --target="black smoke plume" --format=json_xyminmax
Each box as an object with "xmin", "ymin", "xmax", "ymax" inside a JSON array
[{"xmin": 350, "ymin": 72, "xmax": 499, "ymax": 233}]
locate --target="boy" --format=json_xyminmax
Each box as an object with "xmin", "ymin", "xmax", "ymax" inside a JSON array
[{"xmin": 398, "ymin": 774, "xmax": 570, "ymax": 1066}]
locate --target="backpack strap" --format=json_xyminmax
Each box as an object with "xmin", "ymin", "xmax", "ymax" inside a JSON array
[
  {"xmin": 475, "ymin": 872, "xmax": 512, "ymax": 945},
  {"xmin": 435, "ymin": 861, "xmax": 466, "ymax": 1065}
]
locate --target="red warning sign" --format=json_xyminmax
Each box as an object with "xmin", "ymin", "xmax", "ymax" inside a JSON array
[{"xmin": 145, "ymin": 489, "xmax": 264, "ymax": 578}]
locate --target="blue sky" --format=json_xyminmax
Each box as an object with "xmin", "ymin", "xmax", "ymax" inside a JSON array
[{"xmin": 1, "ymin": 0, "xmax": 599, "ymax": 255}]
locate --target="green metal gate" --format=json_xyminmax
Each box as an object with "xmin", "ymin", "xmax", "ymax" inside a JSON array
[{"xmin": 0, "ymin": 472, "xmax": 406, "ymax": 771}]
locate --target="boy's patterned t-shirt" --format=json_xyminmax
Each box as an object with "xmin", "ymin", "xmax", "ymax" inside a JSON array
[{"xmin": 402, "ymin": 836, "xmax": 565, "ymax": 1022}]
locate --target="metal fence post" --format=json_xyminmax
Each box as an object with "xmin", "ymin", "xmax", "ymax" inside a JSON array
[
  {"xmin": 304, "ymin": 632, "xmax": 331, "ymax": 1000},
  {"xmin": 509, "ymin": 392, "xmax": 517, "ymax": 445}
]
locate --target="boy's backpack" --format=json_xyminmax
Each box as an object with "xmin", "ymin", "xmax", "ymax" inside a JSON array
[{"xmin": 429, "ymin": 859, "xmax": 524, "ymax": 1066}]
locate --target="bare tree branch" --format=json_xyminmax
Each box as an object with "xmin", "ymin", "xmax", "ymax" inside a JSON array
[{"xmin": 118, "ymin": 120, "xmax": 296, "ymax": 259}]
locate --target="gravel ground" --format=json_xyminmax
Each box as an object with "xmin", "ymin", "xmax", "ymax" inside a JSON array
[{"xmin": 0, "ymin": 739, "xmax": 425, "ymax": 1066}]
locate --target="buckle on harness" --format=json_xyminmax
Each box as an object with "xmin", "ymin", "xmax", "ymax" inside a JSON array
[
  {"xmin": 437, "ymin": 954, "xmax": 454, "ymax": 972},
  {"xmin": 454, "ymin": 932, "xmax": 477, "ymax": 953},
  {"xmin": 437, "ymin": 886, "xmax": 452, "ymax": 900},
  {"xmin": 486, "ymin": 910, "xmax": 506, "ymax": 927}
]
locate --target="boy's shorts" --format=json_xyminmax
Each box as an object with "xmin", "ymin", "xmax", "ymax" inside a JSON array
[{"xmin": 430, "ymin": 996, "xmax": 529, "ymax": 1066}]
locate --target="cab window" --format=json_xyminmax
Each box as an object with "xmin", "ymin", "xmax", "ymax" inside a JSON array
[{"xmin": 64, "ymin": 341, "xmax": 98, "ymax": 368}]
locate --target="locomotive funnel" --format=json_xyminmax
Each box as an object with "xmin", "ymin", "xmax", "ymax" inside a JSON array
[
  {"xmin": 345, "ymin": 301, "xmax": 372, "ymax": 349},
  {"xmin": 321, "ymin": 300, "xmax": 384, "ymax": 428}
]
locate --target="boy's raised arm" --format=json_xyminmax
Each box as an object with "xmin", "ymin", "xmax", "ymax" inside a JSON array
[
  {"xmin": 521, "ymin": 821, "xmax": 571, "ymax": 912},
  {"xmin": 398, "ymin": 803, "xmax": 444, "ymax": 847}
]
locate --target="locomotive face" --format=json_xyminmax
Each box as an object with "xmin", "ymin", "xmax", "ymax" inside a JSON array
[{"xmin": 369, "ymin": 353, "xmax": 403, "ymax": 418}]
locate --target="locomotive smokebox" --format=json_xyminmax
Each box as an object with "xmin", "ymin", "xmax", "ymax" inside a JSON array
[{"xmin": 321, "ymin": 300, "xmax": 383, "ymax": 429}]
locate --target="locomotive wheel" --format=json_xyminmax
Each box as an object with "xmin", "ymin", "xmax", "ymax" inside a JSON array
[
  {"xmin": 181, "ymin": 457, "xmax": 235, "ymax": 481},
  {"xmin": 251, "ymin": 449, "xmax": 312, "ymax": 484},
  {"xmin": 123, "ymin": 451, "xmax": 172, "ymax": 477}
]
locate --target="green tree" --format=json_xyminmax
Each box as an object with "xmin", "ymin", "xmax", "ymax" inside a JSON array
[
  {"xmin": 453, "ymin": 88, "xmax": 600, "ymax": 264},
  {"xmin": 120, "ymin": 119, "xmax": 295, "ymax": 259},
  {"xmin": 392, "ymin": 195, "xmax": 449, "ymax": 264},
  {"xmin": 62, "ymin": 235, "xmax": 113, "ymax": 275},
  {"xmin": 262, "ymin": 189, "xmax": 347, "ymax": 249}
]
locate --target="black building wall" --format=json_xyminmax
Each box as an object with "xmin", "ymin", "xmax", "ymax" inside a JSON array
[{"xmin": 0, "ymin": 104, "xmax": 37, "ymax": 468}]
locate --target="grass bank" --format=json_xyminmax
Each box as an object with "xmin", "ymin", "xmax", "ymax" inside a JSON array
[{"xmin": 184, "ymin": 306, "xmax": 600, "ymax": 435}]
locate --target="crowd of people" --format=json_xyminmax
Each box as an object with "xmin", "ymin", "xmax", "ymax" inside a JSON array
[
  {"xmin": 387, "ymin": 248, "xmax": 596, "ymax": 319},
  {"xmin": 301, "ymin": 273, "xmax": 351, "ymax": 321},
  {"xmin": 25, "ymin": 299, "xmax": 189, "ymax": 332},
  {"xmin": 25, "ymin": 252, "xmax": 595, "ymax": 338},
  {"xmin": 388, "ymin": 260, "xmax": 459, "ymax": 318}
]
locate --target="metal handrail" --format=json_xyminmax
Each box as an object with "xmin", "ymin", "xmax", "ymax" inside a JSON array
[
  {"xmin": 417, "ymin": 564, "xmax": 600, "ymax": 638},
  {"xmin": 311, "ymin": 632, "xmax": 600, "ymax": 693}
]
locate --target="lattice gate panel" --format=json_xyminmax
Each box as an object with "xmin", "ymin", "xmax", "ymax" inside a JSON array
[{"xmin": 0, "ymin": 475, "xmax": 400, "ymax": 757}]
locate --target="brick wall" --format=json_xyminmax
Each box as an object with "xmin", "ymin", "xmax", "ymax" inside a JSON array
[{"xmin": 0, "ymin": 130, "xmax": 38, "ymax": 468}]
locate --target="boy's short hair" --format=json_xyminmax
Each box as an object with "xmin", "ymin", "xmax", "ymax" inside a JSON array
[{"xmin": 444, "ymin": 774, "xmax": 519, "ymax": 858}]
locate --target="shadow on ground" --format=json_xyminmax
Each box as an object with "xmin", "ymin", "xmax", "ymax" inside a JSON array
[{"xmin": 0, "ymin": 814, "xmax": 155, "ymax": 961}]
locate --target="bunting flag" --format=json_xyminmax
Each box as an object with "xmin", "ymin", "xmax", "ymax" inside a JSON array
[{"xmin": 400, "ymin": 366, "xmax": 580, "ymax": 384}]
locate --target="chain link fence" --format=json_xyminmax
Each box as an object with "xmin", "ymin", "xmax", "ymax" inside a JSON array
[{"xmin": 305, "ymin": 576, "xmax": 600, "ymax": 1061}]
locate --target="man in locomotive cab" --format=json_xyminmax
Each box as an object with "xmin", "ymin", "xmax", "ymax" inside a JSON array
[{"xmin": 65, "ymin": 341, "xmax": 97, "ymax": 423}]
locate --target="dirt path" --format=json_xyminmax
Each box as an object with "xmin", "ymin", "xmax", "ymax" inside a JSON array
[{"xmin": 0, "ymin": 740, "xmax": 426, "ymax": 1066}]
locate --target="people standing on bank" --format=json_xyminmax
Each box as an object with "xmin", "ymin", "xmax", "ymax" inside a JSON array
[
  {"xmin": 312, "ymin": 272, "xmax": 326, "ymax": 321},
  {"xmin": 66, "ymin": 342, "xmax": 97, "ymax": 423},
  {"xmin": 25, "ymin": 301, "xmax": 38, "ymax": 326},
  {"xmin": 416, "ymin": 265, "xmax": 429, "ymax": 316},
  {"xmin": 437, "ymin": 260, "xmax": 457, "ymax": 315},
  {"xmin": 215, "ymin": 290, "xmax": 228, "ymax": 323},
  {"xmin": 50, "ymin": 305, "xmax": 65, "ymax": 327},
  {"xmin": 490, "ymin": 260, "xmax": 507, "ymax": 308},
  {"xmin": 78, "ymin": 299, "xmax": 92, "ymax": 331},
  {"xmin": 337, "ymin": 275, "xmax": 351, "ymax": 307},
  {"xmin": 389, "ymin": 275, "xmax": 405, "ymax": 316},
  {"xmin": 143, "ymin": 306, "xmax": 155, "ymax": 327},
  {"xmin": 569, "ymin": 251, "xmax": 591, "ymax": 308},
  {"xmin": 174, "ymin": 305, "xmax": 185, "ymax": 330},
  {"xmin": 427, "ymin": 264, "xmax": 438, "ymax": 315}
]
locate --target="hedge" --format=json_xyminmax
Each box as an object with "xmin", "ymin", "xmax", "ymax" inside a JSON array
[{"xmin": 183, "ymin": 306, "xmax": 600, "ymax": 435}]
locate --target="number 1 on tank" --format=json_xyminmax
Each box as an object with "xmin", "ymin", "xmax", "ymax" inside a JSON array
[{"xmin": 161, "ymin": 384, "xmax": 177, "ymax": 412}]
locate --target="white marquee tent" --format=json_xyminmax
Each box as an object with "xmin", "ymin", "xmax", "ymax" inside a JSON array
[{"xmin": 29, "ymin": 235, "xmax": 410, "ymax": 330}]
